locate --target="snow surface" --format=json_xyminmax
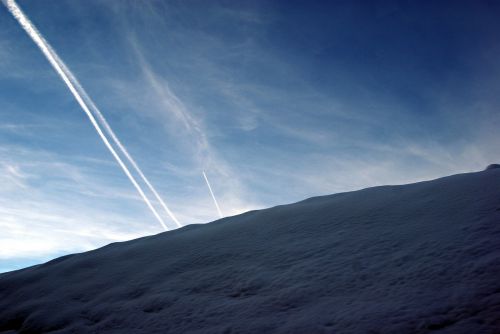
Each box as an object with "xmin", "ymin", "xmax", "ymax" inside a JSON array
[
  {"xmin": 486, "ymin": 164, "xmax": 500, "ymax": 170},
  {"xmin": 1, "ymin": 168, "xmax": 500, "ymax": 333}
]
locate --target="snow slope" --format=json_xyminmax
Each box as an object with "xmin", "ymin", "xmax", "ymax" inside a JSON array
[{"xmin": 1, "ymin": 168, "xmax": 500, "ymax": 333}]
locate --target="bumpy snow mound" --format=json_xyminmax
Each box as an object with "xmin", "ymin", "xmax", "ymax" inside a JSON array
[
  {"xmin": 1, "ymin": 169, "xmax": 500, "ymax": 333},
  {"xmin": 486, "ymin": 163, "xmax": 500, "ymax": 170}
]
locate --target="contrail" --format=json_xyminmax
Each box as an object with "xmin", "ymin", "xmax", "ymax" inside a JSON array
[
  {"xmin": 51, "ymin": 61, "xmax": 182, "ymax": 228},
  {"xmin": 3, "ymin": 0, "xmax": 171, "ymax": 231},
  {"xmin": 203, "ymin": 170, "xmax": 223, "ymax": 218}
]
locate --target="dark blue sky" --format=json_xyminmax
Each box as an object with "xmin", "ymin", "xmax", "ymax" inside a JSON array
[{"xmin": 1, "ymin": 0, "xmax": 499, "ymax": 271}]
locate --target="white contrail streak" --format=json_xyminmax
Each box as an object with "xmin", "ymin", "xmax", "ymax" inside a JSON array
[
  {"xmin": 203, "ymin": 170, "xmax": 223, "ymax": 218},
  {"xmin": 2, "ymin": 0, "xmax": 171, "ymax": 231},
  {"xmin": 50, "ymin": 57, "xmax": 182, "ymax": 228}
]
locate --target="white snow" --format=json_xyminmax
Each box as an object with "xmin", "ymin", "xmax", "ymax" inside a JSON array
[{"xmin": 1, "ymin": 168, "xmax": 500, "ymax": 333}]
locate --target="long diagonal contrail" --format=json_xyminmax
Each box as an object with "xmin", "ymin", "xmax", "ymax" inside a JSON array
[
  {"xmin": 3, "ymin": 0, "xmax": 176, "ymax": 231},
  {"xmin": 52, "ymin": 59, "xmax": 182, "ymax": 228},
  {"xmin": 203, "ymin": 171, "xmax": 223, "ymax": 218}
]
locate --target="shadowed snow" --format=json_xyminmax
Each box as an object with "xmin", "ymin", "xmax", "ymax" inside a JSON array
[{"xmin": 1, "ymin": 168, "xmax": 500, "ymax": 333}]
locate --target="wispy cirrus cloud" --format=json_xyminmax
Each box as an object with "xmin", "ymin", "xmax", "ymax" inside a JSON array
[
  {"xmin": 0, "ymin": 143, "xmax": 161, "ymax": 266},
  {"xmin": 130, "ymin": 47, "xmax": 261, "ymax": 217}
]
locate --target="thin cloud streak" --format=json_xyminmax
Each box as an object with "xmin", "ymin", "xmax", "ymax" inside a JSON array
[
  {"xmin": 203, "ymin": 170, "xmax": 223, "ymax": 218},
  {"xmin": 131, "ymin": 44, "xmax": 210, "ymax": 155}
]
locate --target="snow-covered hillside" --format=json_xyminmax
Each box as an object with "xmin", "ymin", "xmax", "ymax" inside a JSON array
[{"xmin": 1, "ymin": 167, "xmax": 500, "ymax": 333}]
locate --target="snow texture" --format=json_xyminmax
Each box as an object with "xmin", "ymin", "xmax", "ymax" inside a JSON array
[
  {"xmin": 486, "ymin": 164, "xmax": 500, "ymax": 170},
  {"xmin": 1, "ymin": 168, "xmax": 500, "ymax": 333}
]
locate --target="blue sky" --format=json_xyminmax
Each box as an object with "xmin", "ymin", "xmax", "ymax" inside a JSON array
[{"xmin": 1, "ymin": 0, "xmax": 499, "ymax": 272}]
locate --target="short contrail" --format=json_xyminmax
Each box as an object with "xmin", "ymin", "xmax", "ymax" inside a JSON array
[
  {"xmin": 3, "ymin": 0, "xmax": 172, "ymax": 231},
  {"xmin": 203, "ymin": 170, "xmax": 223, "ymax": 218}
]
